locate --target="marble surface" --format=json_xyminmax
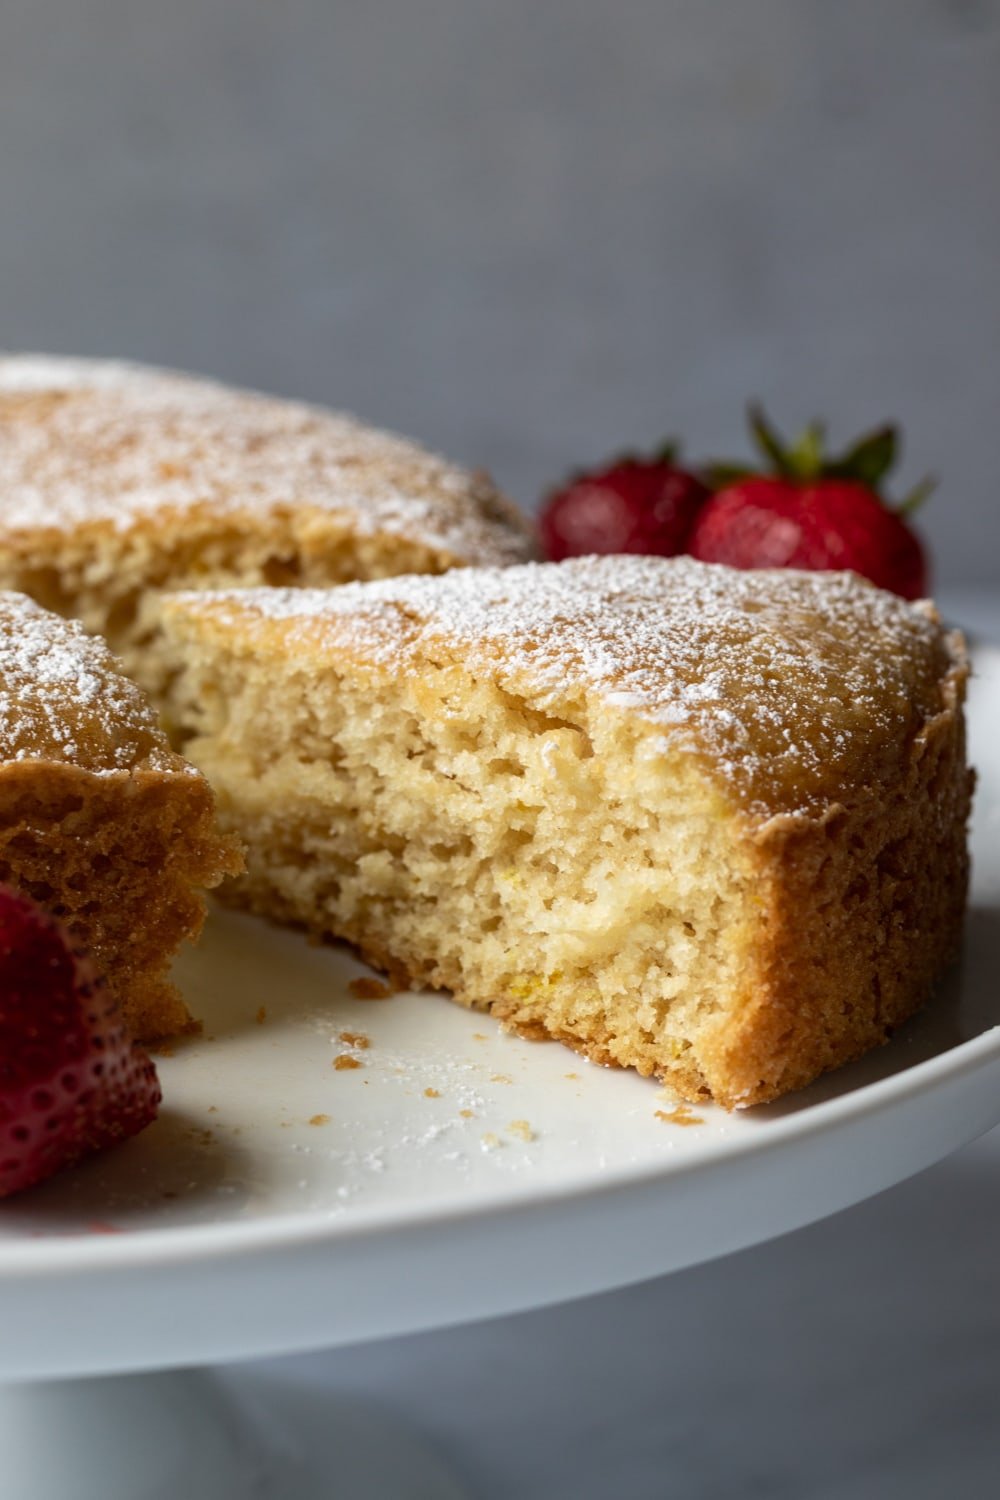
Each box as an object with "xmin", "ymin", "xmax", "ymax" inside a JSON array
[{"xmin": 229, "ymin": 589, "xmax": 1000, "ymax": 1498}]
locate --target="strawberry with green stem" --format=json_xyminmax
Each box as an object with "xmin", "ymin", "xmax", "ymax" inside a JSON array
[{"xmin": 688, "ymin": 406, "xmax": 932, "ymax": 599}]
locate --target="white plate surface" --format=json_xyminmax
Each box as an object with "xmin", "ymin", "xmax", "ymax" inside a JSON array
[{"xmin": 1, "ymin": 648, "xmax": 998, "ymax": 1380}]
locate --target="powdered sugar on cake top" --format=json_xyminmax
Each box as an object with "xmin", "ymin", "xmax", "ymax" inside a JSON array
[
  {"xmin": 171, "ymin": 556, "xmax": 960, "ymax": 815},
  {"xmin": 0, "ymin": 356, "xmax": 530, "ymax": 567},
  {"xmin": 0, "ymin": 593, "xmax": 178, "ymax": 773}
]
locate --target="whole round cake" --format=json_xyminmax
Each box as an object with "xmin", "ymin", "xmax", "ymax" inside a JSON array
[{"xmin": 0, "ymin": 355, "xmax": 535, "ymax": 696}]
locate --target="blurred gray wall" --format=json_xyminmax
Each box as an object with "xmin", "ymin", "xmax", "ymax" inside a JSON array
[{"xmin": 1, "ymin": 0, "xmax": 997, "ymax": 587}]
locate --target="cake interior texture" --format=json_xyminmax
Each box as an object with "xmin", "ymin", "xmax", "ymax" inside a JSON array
[
  {"xmin": 24, "ymin": 511, "xmax": 460, "ymax": 701},
  {"xmin": 159, "ymin": 558, "xmax": 972, "ymax": 1108}
]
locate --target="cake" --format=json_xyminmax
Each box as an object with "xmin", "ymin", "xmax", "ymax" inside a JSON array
[
  {"xmin": 156, "ymin": 556, "xmax": 972, "ymax": 1108},
  {"xmin": 0, "ymin": 592, "xmax": 242, "ymax": 1041},
  {"xmin": 0, "ymin": 355, "xmax": 534, "ymax": 699}
]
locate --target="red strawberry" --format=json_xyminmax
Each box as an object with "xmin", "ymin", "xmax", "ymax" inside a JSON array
[
  {"xmin": 539, "ymin": 446, "xmax": 710, "ymax": 561},
  {"xmin": 0, "ymin": 887, "xmax": 160, "ymax": 1199},
  {"xmin": 689, "ymin": 407, "xmax": 931, "ymax": 599}
]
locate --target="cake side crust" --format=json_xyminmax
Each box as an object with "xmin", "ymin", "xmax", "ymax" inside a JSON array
[
  {"xmin": 0, "ymin": 758, "xmax": 243, "ymax": 1040},
  {"xmin": 0, "ymin": 591, "xmax": 243, "ymax": 1040},
  {"xmin": 703, "ymin": 634, "xmax": 972, "ymax": 1104}
]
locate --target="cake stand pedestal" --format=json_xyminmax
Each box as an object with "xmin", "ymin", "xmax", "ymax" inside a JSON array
[{"xmin": 0, "ymin": 1369, "xmax": 469, "ymax": 1500}]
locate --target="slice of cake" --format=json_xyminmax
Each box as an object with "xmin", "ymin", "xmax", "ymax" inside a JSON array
[
  {"xmin": 0, "ymin": 592, "xmax": 242, "ymax": 1041},
  {"xmin": 0, "ymin": 355, "xmax": 534, "ymax": 700},
  {"xmin": 157, "ymin": 557, "xmax": 972, "ymax": 1108}
]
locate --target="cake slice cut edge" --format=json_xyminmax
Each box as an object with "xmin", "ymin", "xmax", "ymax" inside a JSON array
[
  {"xmin": 156, "ymin": 556, "xmax": 972, "ymax": 1107},
  {"xmin": 0, "ymin": 592, "xmax": 244, "ymax": 1040}
]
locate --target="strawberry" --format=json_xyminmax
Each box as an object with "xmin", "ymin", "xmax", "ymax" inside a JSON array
[
  {"xmin": 688, "ymin": 407, "xmax": 931, "ymax": 599},
  {"xmin": 539, "ymin": 446, "xmax": 710, "ymax": 561},
  {"xmin": 0, "ymin": 886, "xmax": 160, "ymax": 1199}
]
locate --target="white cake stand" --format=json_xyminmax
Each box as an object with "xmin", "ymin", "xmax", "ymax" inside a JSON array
[{"xmin": 2, "ymin": 648, "xmax": 999, "ymax": 1500}]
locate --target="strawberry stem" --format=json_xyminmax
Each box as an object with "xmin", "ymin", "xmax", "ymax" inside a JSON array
[
  {"xmin": 898, "ymin": 474, "xmax": 937, "ymax": 516},
  {"xmin": 748, "ymin": 404, "xmax": 795, "ymax": 477},
  {"xmin": 739, "ymin": 405, "xmax": 929, "ymax": 514},
  {"xmin": 787, "ymin": 421, "xmax": 826, "ymax": 479}
]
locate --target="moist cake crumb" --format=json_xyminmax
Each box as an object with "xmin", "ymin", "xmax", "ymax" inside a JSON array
[
  {"xmin": 339, "ymin": 1030, "xmax": 370, "ymax": 1048},
  {"xmin": 348, "ymin": 977, "xmax": 393, "ymax": 1000},
  {"xmin": 655, "ymin": 1105, "xmax": 705, "ymax": 1127}
]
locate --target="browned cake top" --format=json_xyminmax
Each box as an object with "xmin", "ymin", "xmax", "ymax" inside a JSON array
[
  {"xmin": 0, "ymin": 356, "xmax": 532, "ymax": 567},
  {"xmin": 165, "ymin": 556, "xmax": 965, "ymax": 817},
  {"xmin": 0, "ymin": 592, "xmax": 184, "ymax": 774}
]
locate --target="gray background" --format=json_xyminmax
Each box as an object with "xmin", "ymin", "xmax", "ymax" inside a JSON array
[
  {"xmin": 1, "ymin": 0, "xmax": 999, "ymax": 586},
  {"xmin": 3, "ymin": 5, "xmax": 998, "ymax": 1496}
]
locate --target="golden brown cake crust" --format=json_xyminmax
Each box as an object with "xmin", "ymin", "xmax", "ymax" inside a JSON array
[
  {"xmin": 0, "ymin": 587, "xmax": 180, "ymax": 773},
  {"xmin": 0, "ymin": 593, "xmax": 242, "ymax": 1038},
  {"xmin": 0, "ymin": 355, "xmax": 533, "ymax": 569}
]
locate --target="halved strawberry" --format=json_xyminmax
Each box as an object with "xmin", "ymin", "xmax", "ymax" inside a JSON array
[{"xmin": 0, "ymin": 886, "xmax": 161, "ymax": 1199}]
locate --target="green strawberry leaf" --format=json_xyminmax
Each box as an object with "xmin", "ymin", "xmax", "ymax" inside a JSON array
[
  {"xmin": 710, "ymin": 407, "xmax": 931, "ymax": 513},
  {"xmin": 827, "ymin": 424, "xmax": 897, "ymax": 488}
]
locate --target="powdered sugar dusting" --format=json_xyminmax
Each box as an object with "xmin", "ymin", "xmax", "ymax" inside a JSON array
[
  {"xmin": 169, "ymin": 556, "xmax": 960, "ymax": 815},
  {"xmin": 0, "ymin": 355, "xmax": 532, "ymax": 566},
  {"xmin": 0, "ymin": 592, "xmax": 179, "ymax": 773}
]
